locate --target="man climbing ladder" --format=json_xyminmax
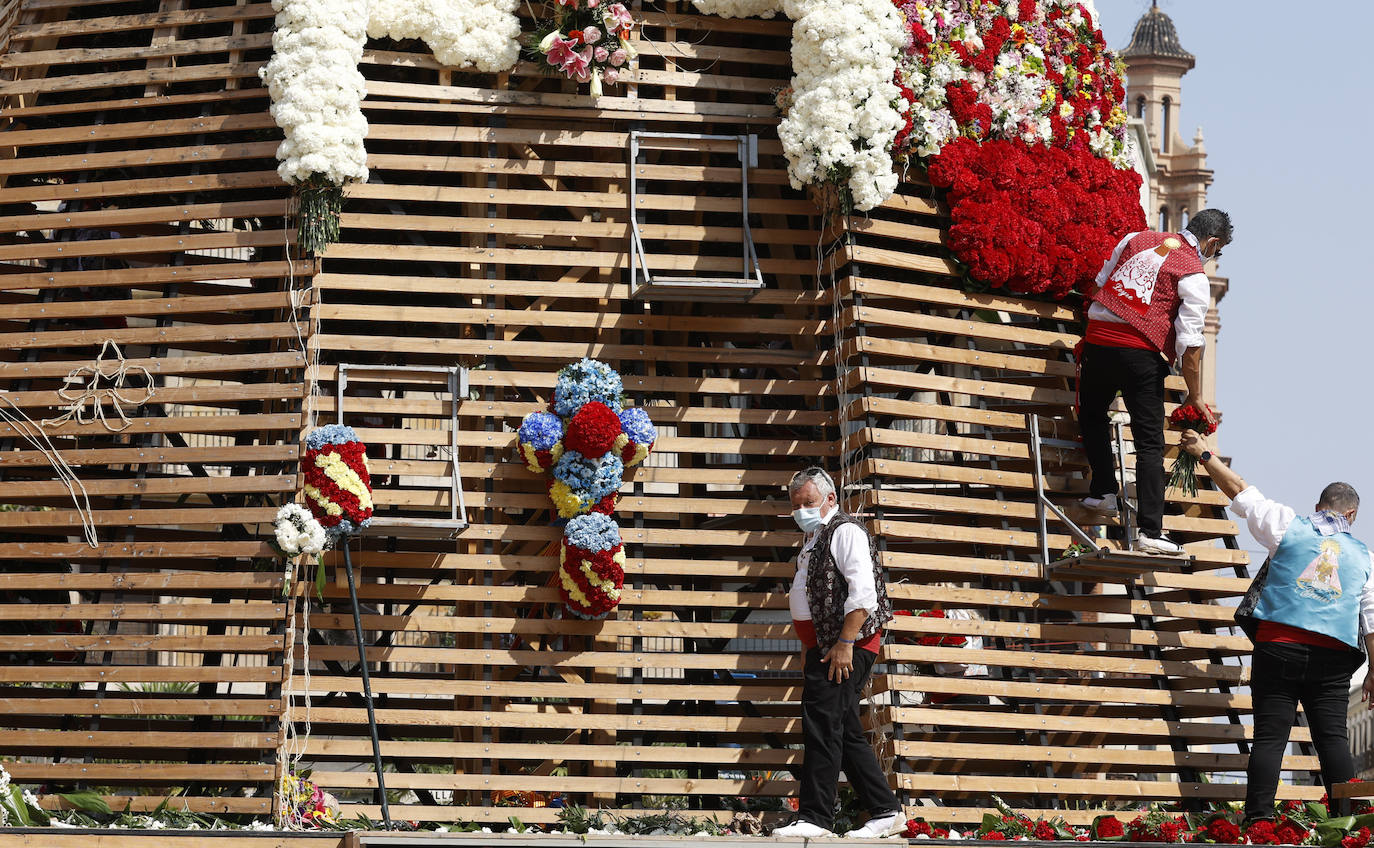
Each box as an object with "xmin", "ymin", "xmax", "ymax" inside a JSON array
[{"xmin": 1077, "ymin": 208, "xmax": 1232, "ymax": 555}]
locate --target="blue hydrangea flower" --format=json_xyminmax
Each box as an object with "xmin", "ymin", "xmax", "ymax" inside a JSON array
[
  {"xmin": 554, "ymin": 358, "xmax": 624, "ymax": 417},
  {"xmin": 552, "ymin": 450, "xmax": 597, "ymax": 490},
  {"xmin": 552, "ymin": 450, "xmax": 624, "ymax": 501},
  {"xmin": 618, "ymin": 407, "xmax": 656, "ymax": 445},
  {"xmin": 306, "ymin": 423, "xmax": 361, "ymax": 450},
  {"xmin": 564, "ymin": 513, "xmax": 622, "ymax": 552},
  {"xmin": 518, "ymin": 412, "xmax": 564, "ymax": 451}
]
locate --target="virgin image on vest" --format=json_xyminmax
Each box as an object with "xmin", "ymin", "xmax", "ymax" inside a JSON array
[
  {"xmin": 804, "ymin": 512, "xmax": 893, "ymax": 653},
  {"xmin": 1091, "ymin": 231, "xmax": 1205, "ymax": 359},
  {"xmin": 1252, "ymin": 516, "xmax": 1372, "ymax": 649}
]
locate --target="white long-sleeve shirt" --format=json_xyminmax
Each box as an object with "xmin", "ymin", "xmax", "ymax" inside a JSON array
[
  {"xmin": 789, "ymin": 506, "xmax": 879, "ymax": 621},
  {"xmin": 1089, "ymin": 229, "xmax": 1210, "ymax": 365},
  {"xmin": 1230, "ymin": 485, "xmax": 1374, "ymax": 637}
]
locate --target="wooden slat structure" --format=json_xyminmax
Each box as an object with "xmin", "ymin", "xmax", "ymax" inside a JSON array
[{"xmin": 0, "ymin": 0, "xmax": 1304, "ymax": 829}]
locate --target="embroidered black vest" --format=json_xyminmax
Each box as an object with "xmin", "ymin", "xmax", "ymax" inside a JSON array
[{"xmin": 803, "ymin": 511, "xmax": 893, "ymax": 652}]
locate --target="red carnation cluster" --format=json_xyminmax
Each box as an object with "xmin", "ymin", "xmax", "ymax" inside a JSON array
[
  {"xmin": 304, "ymin": 439, "xmax": 373, "ymax": 532},
  {"xmin": 926, "ymin": 137, "xmax": 1146, "ymax": 299},
  {"xmin": 944, "ymin": 81, "xmax": 993, "ymax": 137},
  {"xmin": 1344, "ymin": 827, "xmax": 1373, "ymax": 848},
  {"xmin": 1094, "ymin": 816, "xmax": 1124, "ymax": 839},
  {"xmin": 1168, "ymin": 403, "xmax": 1218, "ymax": 437},
  {"xmin": 903, "ymin": 818, "xmax": 949, "ymax": 839},
  {"xmin": 564, "ymin": 401, "xmax": 621, "ymax": 457},
  {"xmin": 1205, "ymin": 818, "xmax": 1241, "ymax": 845}
]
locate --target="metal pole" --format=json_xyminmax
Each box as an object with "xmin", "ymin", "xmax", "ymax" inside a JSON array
[
  {"xmin": 1028, "ymin": 415, "xmax": 1050, "ymax": 568},
  {"xmin": 342, "ymin": 543, "xmax": 392, "ymax": 828}
]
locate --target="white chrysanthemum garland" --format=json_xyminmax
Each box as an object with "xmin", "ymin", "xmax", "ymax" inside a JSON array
[
  {"xmin": 258, "ymin": 0, "xmax": 370, "ymax": 252},
  {"xmin": 692, "ymin": 0, "xmax": 904, "ymax": 211},
  {"xmin": 260, "ymin": 0, "xmax": 525, "ymax": 251},
  {"xmin": 777, "ymin": 0, "xmax": 905, "ymax": 211},
  {"xmin": 691, "ymin": 0, "xmax": 780, "ymax": 18},
  {"xmin": 368, "ymin": 0, "xmax": 521, "ymax": 72}
]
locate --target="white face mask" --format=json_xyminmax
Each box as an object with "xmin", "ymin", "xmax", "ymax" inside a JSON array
[{"xmin": 792, "ymin": 506, "xmax": 825, "ymax": 533}]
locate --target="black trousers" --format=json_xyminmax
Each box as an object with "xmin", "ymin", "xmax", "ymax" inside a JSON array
[
  {"xmin": 798, "ymin": 646, "xmax": 900, "ymax": 828},
  {"xmin": 1078, "ymin": 343, "xmax": 1169, "ymax": 536},
  {"xmin": 1244, "ymin": 641, "xmax": 1363, "ymax": 821}
]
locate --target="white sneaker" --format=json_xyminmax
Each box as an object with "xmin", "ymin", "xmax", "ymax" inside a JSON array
[
  {"xmin": 1080, "ymin": 493, "xmax": 1118, "ymax": 517},
  {"xmin": 1134, "ymin": 531, "xmax": 1184, "ymax": 556},
  {"xmin": 844, "ymin": 812, "xmax": 905, "ymax": 838},
  {"xmin": 771, "ymin": 819, "xmax": 835, "ymax": 838}
]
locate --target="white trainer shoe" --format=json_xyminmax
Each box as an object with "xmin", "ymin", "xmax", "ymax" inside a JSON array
[
  {"xmin": 844, "ymin": 812, "xmax": 906, "ymax": 838},
  {"xmin": 1134, "ymin": 531, "xmax": 1184, "ymax": 556},
  {"xmin": 1080, "ymin": 493, "xmax": 1119, "ymax": 517},
  {"xmin": 771, "ymin": 819, "xmax": 836, "ymax": 838}
]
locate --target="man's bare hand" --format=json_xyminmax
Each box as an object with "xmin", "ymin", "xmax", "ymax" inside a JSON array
[
  {"xmin": 1363, "ymin": 670, "xmax": 1374, "ymax": 710},
  {"xmin": 821, "ymin": 641, "xmax": 855, "ymax": 684},
  {"xmin": 1180, "ymin": 430, "xmax": 1209, "ymax": 458},
  {"xmin": 1184, "ymin": 395, "xmax": 1217, "ymax": 427}
]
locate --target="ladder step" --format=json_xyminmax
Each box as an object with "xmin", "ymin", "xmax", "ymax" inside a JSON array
[{"xmin": 1046, "ymin": 549, "xmax": 1192, "ymax": 582}]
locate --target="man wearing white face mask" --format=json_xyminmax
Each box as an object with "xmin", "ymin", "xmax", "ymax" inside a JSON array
[{"xmin": 771, "ymin": 466, "xmax": 901, "ymax": 840}]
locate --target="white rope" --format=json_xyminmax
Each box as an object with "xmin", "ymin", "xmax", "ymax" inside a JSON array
[
  {"xmin": 279, "ymin": 194, "xmax": 320, "ymax": 820},
  {"xmin": 0, "ymin": 394, "xmax": 99, "ymax": 548},
  {"xmin": 42, "ymin": 339, "xmax": 155, "ymax": 433}
]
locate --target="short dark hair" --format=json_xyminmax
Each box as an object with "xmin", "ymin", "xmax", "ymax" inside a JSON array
[
  {"xmin": 1186, "ymin": 208, "xmax": 1233, "ymax": 245},
  {"xmin": 1318, "ymin": 482, "xmax": 1360, "ymax": 513}
]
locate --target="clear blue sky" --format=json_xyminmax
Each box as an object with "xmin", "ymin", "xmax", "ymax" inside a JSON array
[{"xmin": 1096, "ymin": 1, "xmax": 1374, "ymax": 565}]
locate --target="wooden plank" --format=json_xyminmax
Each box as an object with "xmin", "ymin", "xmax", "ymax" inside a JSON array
[
  {"xmin": 6, "ymin": 698, "xmax": 282, "ymax": 716},
  {"xmin": 0, "ymin": 635, "xmax": 283, "ymax": 652},
  {"xmin": 0, "ymin": 412, "xmax": 300, "ymax": 437},
  {"xmin": 0, "ymin": 602, "xmax": 284, "ymax": 621},
  {"xmin": 5, "ymin": 762, "xmax": 275, "ymax": 781},
  {"xmin": 9, "ymin": 3, "xmax": 275, "ymax": 40},
  {"xmin": 0, "ymin": 350, "xmax": 305, "ymax": 379},
  {"xmin": 2, "ymin": 475, "xmax": 295, "ymax": 499},
  {"xmin": 0, "ymin": 444, "xmax": 298, "ymax": 468},
  {"xmin": 0, "ymin": 730, "xmax": 277, "ymax": 749}
]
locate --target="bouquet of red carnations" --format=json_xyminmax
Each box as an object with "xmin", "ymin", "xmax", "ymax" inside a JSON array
[{"xmin": 1167, "ymin": 403, "xmax": 1217, "ymax": 497}]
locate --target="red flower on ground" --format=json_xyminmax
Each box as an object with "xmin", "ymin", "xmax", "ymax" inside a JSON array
[
  {"xmin": 905, "ymin": 819, "xmax": 934, "ymax": 839},
  {"xmin": 1273, "ymin": 819, "xmax": 1308, "ymax": 846},
  {"xmin": 983, "ymin": 832, "xmax": 1007, "ymax": 841},
  {"xmin": 1244, "ymin": 820, "xmax": 1278, "ymax": 845},
  {"xmin": 1205, "ymin": 819, "xmax": 1242, "ymax": 845},
  {"xmin": 1033, "ymin": 821, "xmax": 1057, "ymax": 841},
  {"xmin": 1095, "ymin": 816, "xmax": 1124, "ymax": 839},
  {"xmin": 1343, "ymin": 827, "xmax": 1372, "ymax": 848}
]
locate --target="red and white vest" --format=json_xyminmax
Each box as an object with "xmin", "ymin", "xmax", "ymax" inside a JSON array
[{"xmin": 1090, "ymin": 231, "xmax": 1204, "ymax": 358}]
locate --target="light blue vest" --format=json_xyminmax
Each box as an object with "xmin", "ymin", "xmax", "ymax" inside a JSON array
[{"xmin": 1253, "ymin": 516, "xmax": 1371, "ymax": 649}]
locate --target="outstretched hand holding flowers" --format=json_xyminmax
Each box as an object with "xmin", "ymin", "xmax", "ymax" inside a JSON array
[{"xmin": 1169, "ymin": 404, "xmax": 1218, "ymax": 497}]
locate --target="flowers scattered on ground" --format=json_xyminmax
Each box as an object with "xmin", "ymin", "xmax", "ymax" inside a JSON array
[
  {"xmin": 528, "ymin": 0, "xmax": 638, "ymax": 94},
  {"xmin": 518, "ymin": 359, "xmax": 656, "ymax": 618},
  {"xmin": 279, "ymin": 772, "xmax": 340, "ymax": 829}
]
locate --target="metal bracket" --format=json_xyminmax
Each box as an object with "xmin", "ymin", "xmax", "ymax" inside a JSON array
[
  {"xmin": 336, "ymin": 363, "xmax": 469, "ymax": 539},
  {"xmin": 627, "ymin": 130, "xmax": 764, "ymax": 301}
]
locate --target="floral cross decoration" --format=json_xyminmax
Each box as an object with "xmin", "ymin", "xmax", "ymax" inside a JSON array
[{"xmin": 517, "ymin": 359, "xmax": 656, "ymax": 619}]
